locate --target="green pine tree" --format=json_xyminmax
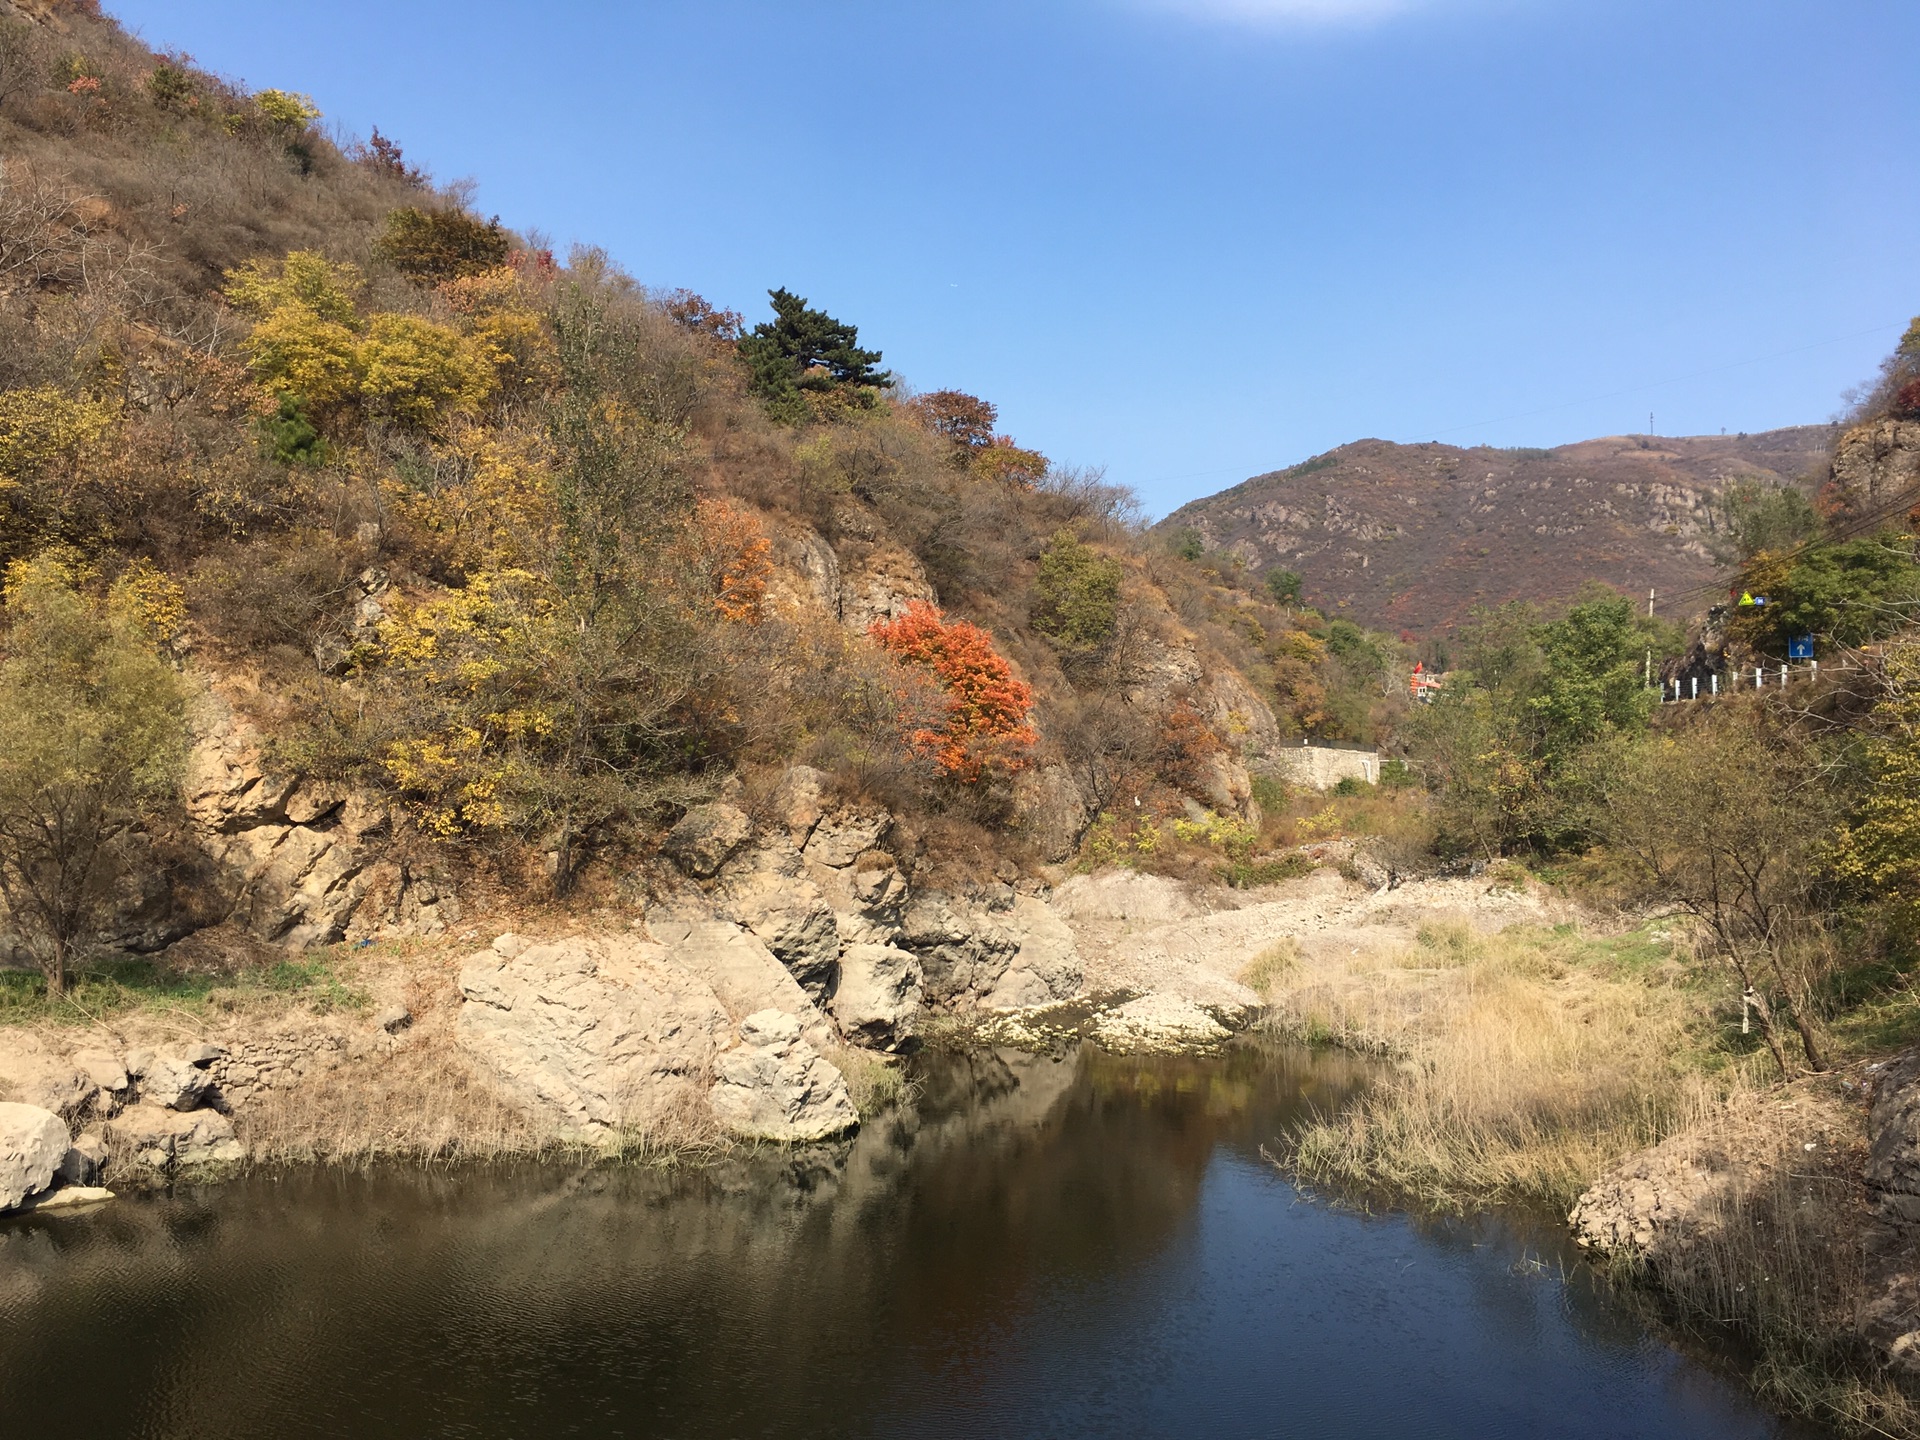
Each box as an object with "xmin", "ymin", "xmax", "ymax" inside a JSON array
[{"xmin": 737, "ymin": 288, "xmax": 890, "ymax": 421}]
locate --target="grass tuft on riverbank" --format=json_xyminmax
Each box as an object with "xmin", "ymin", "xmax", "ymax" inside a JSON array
[{"xmin": 1273, "ymin": 921, "xmax": 1753, "ymax": 1211}]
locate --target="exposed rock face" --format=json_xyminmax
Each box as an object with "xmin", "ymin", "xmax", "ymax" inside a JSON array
[
  {"xmin": 805, "ymin": 810, "xmax": 892, "ymax": 869},
  {"xmin": 1866, "ymin": 1048, "xmax": 1920, "ymax": 1221},
  {"xmin": 1830, "ymin": 418, "xmax": 1920, "ymax": 512},
  {"xmin": 107, "ymin": 1104, "xmax": 243, "ymax": 1173},
  {"xmin": 647, "ymin": 917, "xmax": 834, "ymax": 1047},
  {"xmin": 709, "ymin": 1009, "xmax": 858, "ymax": 1142},
  {"xmin": 983, "ymin": 897, "xmax": 1083, "ymax": 1009},
  {"xmin": 900, "ymin": 895, "xmax": 1019, "ymax": 1006},
  {"xmin": 833, "ymin": 943, "xmax": 924, "ymax": 1052},
  {"xmin": 719, "ymin": 870, "xmax": 841, "ymax": 1000},
  {"xmin": 1011, "ymin": 765, "xmax": 1091, "ymax": 864},
  {"xmin": 661, "ymin": 803, "xmax": 753, "ymax": 879},
  {"xmin": 839, "ymin": 545, "xmax": 937, "ymax": 633},
  {"xmin": 456, "ymin": 933, "xmax": 734, "ymax": 1138},
  {"xmin": 767, "ymin": 765, "xmax": 828, "ymax": 844},
  {"xmin": 186, "ymin": 693, "xmax": 389, "ymax": 947},
  {"xmin": 1050, "ymin": 870, "xmax": 1201, "ymax": 925},
  {"xmin": 0, "ymin": 1103, "xmax": 68, "ymax": 1212}
]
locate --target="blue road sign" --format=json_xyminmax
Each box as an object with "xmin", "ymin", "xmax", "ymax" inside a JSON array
[{"xmin": 1788, "ymin": 635, "xmax": 1815, "ymax": 660}]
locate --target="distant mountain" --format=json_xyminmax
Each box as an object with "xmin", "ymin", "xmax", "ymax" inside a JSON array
[{"xmin": 1155, "ymin": 427, "xmax": 1834, "ymax": 637}]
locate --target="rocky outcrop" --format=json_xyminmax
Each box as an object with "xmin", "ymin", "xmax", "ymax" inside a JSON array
[
  {"xmin": 646, "ymin": 917, "xmax": 835, "ymax": 1047},
  {"xmin": 833, "ymin": 943, "xmax": 924, "ymax": 1052},
  {"xmin": 1011, "ymin": 765, "xmax": 1091, "ymax": 864},
  {"xmin": 708, "ymin": 1009, "xmax": 858, "ymax": 1142},
  {"xmin": 1830, "ymin": 418, "xmax": 1920, "ymax": 513},
  {"xmin": 0, "ymin": 1102, "xmax": 67, "ymax": 1212},
  {"xmin": 838, "ymin": 545, "xmax": 937, "ymax": 633},
  {"xmin": 456, "ymin": 933, "xmax": 734, "ymax": 1139},
  {"xmin": 983, "ymin": 897, "xmax": 1083, "ymax": 1009},
  {"xmin": 662, "ymin": 803, "xmax": 753, "ymax": 879},
  {"xmin": 186, "ymin": 692, "xmax": 388, "ymax": 948},
  {"xmin": 1866, "ymin": 1049, "xmax": 1920, "ymax": 1219},
  {"xmin": 719, "ymin": 869, "xmax": 841, "ymax": 1000},
  {"xmin": 804, "ymin": 809, "xmax": 892, "ymax": 869},
  {"xmin": 107, "ymin": 1104, "xmax": 243, "ymax": 1173}
]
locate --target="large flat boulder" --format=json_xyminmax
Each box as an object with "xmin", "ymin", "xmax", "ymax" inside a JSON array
[
  {"xmin": 661, "ymin": 803, "xmax": 752, "ymax": 879},
  {"xmin": 709, "ymin": 1009, "xmax": 858, "ymax": 1143},
  {"xmin": 0, "ymin": 1102, "xmax": 68, "ymax": 1212},
  {"xmin": 0, "ymin": 1034, "xmax": 93, "ymax": 1121},
  {"xmin": 983, "ymin": 896, "xmax": 1083, "ymax": 1010},
  {"xmin": 456, "ymin": 933, "xmax": 733, "ymax": 1138},
  {"xmin": 107, "ymin": 1103, "xmax": 243, "ymax": 1173}
]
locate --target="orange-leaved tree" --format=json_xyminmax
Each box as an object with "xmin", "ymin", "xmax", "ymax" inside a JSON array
[
  {"xmin": 694, "ymin": 498, "xmax": 774, "ymax": 623},
  {"xmin": 869, "ymin": 601, "xmax": 1035, "ymax": 783}
]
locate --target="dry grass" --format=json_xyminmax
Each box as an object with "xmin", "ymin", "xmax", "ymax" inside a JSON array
[{"xmin": 1275, "ymin": 921, "xmax": 1748, "ymax": 1210}]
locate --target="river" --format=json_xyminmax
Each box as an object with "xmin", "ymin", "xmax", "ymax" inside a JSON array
[{"xmin": 0, "ymin": 1042, "xmax": 1826, "ymax": 1438}]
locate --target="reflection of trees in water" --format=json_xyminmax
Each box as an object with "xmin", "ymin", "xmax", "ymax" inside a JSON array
[{"xmin": 0, "ymin": 1042, "xmax": 1369, "ymax": 1439}]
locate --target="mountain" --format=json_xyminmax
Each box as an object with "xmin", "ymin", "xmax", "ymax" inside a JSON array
[{"xmin": 1156, "ymin": 427, "xmax": 1835, "ymax": 637}]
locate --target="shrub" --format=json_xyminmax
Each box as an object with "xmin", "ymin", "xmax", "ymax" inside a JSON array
[
  {"xmin": 0, "ymin": 385, "xmax": 114, "ymax": 487},
  {"xmin": 145, "ymin": 62, "xmax": 195, "ymax": 110},
  {"xmin": 868, "ymin": 601, "xmax": 1035, "ymax": 784},
  {"xmin": 1031, "ymin": 529, "xmax": 1122, "ymax": 654},
  {"xmin": 255, "ymin": 89, "xmax": 321, "ymax": 129},
  {"xmin": 259, "ymin": 394, "xmax": 327, "ymax": 466},
  {"xmin": 357, "ymin": 312, "xmax": 495, "ymax": 428},
  {"xmin": 376, "ymin": 206, "xmax": 511, "ymax": 283},
  {"xmin": 909, "ymin": 390, "xmax": 997, "ymax": 452},
  {"xmin": 1265, "ymin": 568, "xmax": 1303, "ymax": 605}
]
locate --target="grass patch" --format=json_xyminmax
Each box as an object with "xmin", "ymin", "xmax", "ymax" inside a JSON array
[
  {"xmin": 1221, "ymin": 853, "xmax": 1314, "ymax": 889},
  {"xmin": 0, "ymin": 951, "xmax": 370, "ymax": 1026},
  {"xmin": 1238, "ymin": 940, "xmax": 1298, "ymax": 999},
  {"xmin": 1278, "ymin": 923, "xmax": 1747, "ymax": 1210}
]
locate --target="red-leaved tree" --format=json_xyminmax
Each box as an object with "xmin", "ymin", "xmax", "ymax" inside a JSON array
[{"xmin": 869, "ymin": 602, "xmax": 1036, "ymax": 783}]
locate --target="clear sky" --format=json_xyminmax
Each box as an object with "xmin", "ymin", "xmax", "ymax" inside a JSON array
[{"xmin": 107, "ymin": 0, "xmax": 1920, "ymax": 517}]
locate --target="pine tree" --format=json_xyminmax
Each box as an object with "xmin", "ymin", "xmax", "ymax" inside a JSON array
[{"xmin": 737, "ymin": 288, "xmax": 890, "ymax": 420}]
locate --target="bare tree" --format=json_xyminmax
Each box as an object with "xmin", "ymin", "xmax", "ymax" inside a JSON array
[{"xmin": 1600, "ymin": 720, "xmax": 1835, "ymax": 1075}]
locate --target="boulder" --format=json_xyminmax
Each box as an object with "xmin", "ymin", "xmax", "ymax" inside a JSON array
[
  {"xmin": 0, "ymin": 1034, "xmax": 94, "ymax": 1120},
  {"xmin": 709, "ymin": 1009, "xmax": 859, "ymax": 1143},
  {"xmin": 108, "ymin": 1103, "xmax": 243, "ymax": 1172},
  {"xmin": 833, "ymin": 943, "xmax": 924, "ymax": 1052},
  {"xmin": 804, "ymin": 810, "xmax": 892, "ymax": 869},
  {"xmin": 57, "ymin": 1129, "xmax": 108, "ymax": 1185},
  {"xmin": 456, "ymin": 934, "xmax": 733, "ymax": 1137},
  {"xmin": 0, "ymin": 1102, "xmax": 68, "ymax": 1212},
  {"xmin": 983, "ymin": 896, "xmax": 1084, "ymax": 1009},
  {"xmin": 661, "ymin": 803, "xmax": 753, "ymax": 878},
  {"xmin": 720, "ymin": 873, "xmax": 841, "ymax": 1000},
  {"xmin": 130, "ymin": 1049, "xmax": 214, "ymax": 1112},
  {"xmin": 1011, "ymin": 765, "xmax": 1091, "ymax": 864},
  {"xmin": 648, "ymin": 917, "xmax": 833, "ymax": 1046}
]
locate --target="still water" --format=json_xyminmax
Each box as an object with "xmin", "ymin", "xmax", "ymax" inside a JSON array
[{"xmin": 0, "ymin": 1043, "xmax": 1823, "ymax": 1439}]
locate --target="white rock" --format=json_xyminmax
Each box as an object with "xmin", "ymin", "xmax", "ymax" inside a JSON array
[
  {"xmin": 804, "ymin": 811, "xmax": 892, "ymax": 869},
  {"xmin": 983, "ymin": 896, "xmax": 1083, "ymax": 1009},
  {"xmin": 0, "ymin": 1035, "xmax": 94, "ymax": 1120},
  {"xmin": 0, "ymin": 1103, "xmax": 69, "ymax": 1211},
  {"xmin": 135, "ymin": 1052, "xmax": 212, "ymax": 1112},
  {"xmin": 107, "ymin": 1104, "xmax": 244, "ymax": 1171},
  {"xmin": 649, "ymin": 917, "xmax": 834, "ymax": 1047},
  {"xmin": 709, "ymin": 1009, "xmax": 858, "ymax": 1143},
  {"xmin": 456, "ymin": 934, "xmax": 733, "ymax": 1137},
  {"xmin": 833, "ymin": 944, "xmax": 924, "ymax": 1052},
  {"xmin": 1094, "ymin": 994, "xmax": 1231, "ymax": 1052}
]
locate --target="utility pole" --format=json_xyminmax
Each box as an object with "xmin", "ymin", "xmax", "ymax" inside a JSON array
[
  {"xmin": 1649, "ymin": 411, "xmax": 1655, "ymax": 436},
  {"xmin": 1648, "ymin": 587, "xmax": 1655, "ymax": 618}
]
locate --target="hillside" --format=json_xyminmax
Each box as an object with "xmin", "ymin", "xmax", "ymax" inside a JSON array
[{"xmin": 1157, "ymin": 427, "xmax": 1834, "ymax": 637}]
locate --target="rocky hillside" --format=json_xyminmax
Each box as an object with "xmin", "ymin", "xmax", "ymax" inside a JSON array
[{"xmin": 1158, "ymin": 427, "xmax": 1833, "ymax": 637}]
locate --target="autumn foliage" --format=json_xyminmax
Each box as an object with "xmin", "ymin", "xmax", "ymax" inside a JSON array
[
  {"xmin": 695, "ymin": 499, "xmax": 774, "ymax": 623},
  {"xmin": 868, "ymin": 602, "xmax": 1035, "ymax": 783}
]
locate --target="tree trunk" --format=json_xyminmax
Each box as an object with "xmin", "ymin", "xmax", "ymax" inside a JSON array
[
  {"xmin": 1723, "ymin": 945, "xmax": 1790, "ymax": 1077},
  {"xmin": 45, "ymin": 935, "xmax": 66, "ymax": 999}
]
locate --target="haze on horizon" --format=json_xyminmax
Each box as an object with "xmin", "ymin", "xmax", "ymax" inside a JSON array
[{"xmin": 109, "ymin": 0, "xmax": 1920, "ymax": 516}]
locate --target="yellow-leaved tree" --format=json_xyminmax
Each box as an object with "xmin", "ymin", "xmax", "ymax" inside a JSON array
[
  {"xmin": 1829, "ymin": 640, "xmax": 1920, "ymax": 929},
  {"xmin": 0, "ymin": 554, "xmax": 188, "ymax": 996}
]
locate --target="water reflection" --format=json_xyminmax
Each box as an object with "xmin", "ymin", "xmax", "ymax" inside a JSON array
[{"xmin": 0, "ymin": 1042, "xmax": 1820, "ymax": 1439}]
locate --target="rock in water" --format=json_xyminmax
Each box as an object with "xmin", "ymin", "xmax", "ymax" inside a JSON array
[
  {"xmin": 456, "ymin": 934, "xmax": 734, "ymax": 1138},
  {"xmin": 107, "ymin": 1104, "xmax": 244, "ymax": 1174},
  {"xmin": 661, "ymin": 803, "xmax": 752, "ymax": 878},
  {"xmin": 833, "ymin": 944, "xmax": 924, "ymax": 1052},
  {"xmin": 0, "ymin": 1103, "xmax": 70, "ymax": 1212},
  {"xmin": 1093, "ymin": 994, "xmax": 1231, "ymax": 1052},
  {"xmin": 709, "ymin": 1009, "xmax": 858, "ymax": 1143}
]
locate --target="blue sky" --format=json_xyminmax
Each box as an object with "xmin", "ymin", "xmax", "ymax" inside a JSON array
[{"xmin": 109, "ymin": 1, "xmax": 1920, "ymax": 517}]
